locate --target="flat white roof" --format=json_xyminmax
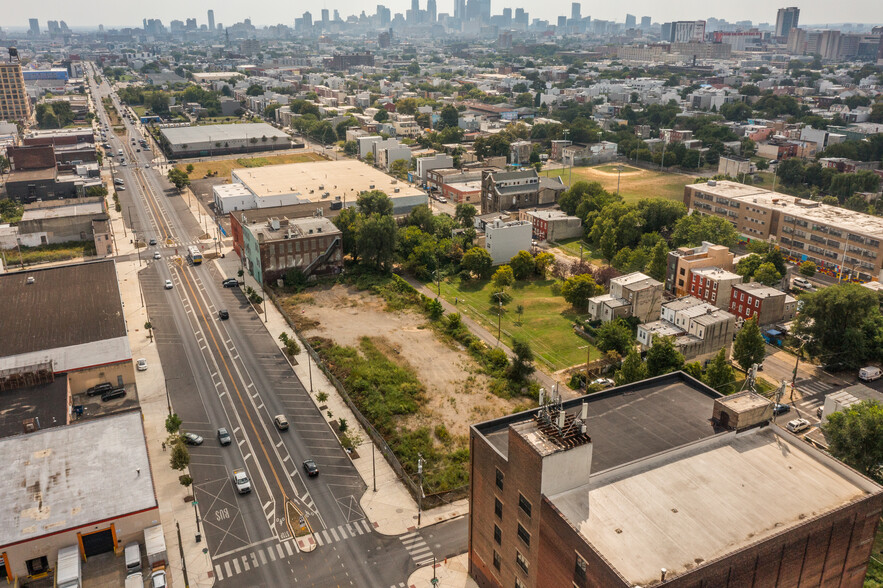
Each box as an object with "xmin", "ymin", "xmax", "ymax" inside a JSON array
[
  {"xmin": 0, "ymin": 411, "xmax": 157, "ymax": 547},
  {"xmin": 214, "ymin": 183, "xmax": 253, "ymax": 197},
  {"xmin": 160, "ymin": 123, "xmax": 288, "ymax": 146},
  {"xmin": 552, "ymin": 426, "xmax": 879, "ymax": 586}
]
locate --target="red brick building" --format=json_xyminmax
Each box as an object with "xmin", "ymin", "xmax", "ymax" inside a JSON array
[
  {"xmin": 688, "ymin": 266, "xmax": 742, "ymax": 309},
  {"xmin": 729, "ymin": 281, "xmax": 797, "ymax": 326},
  {"xmin": 469, "ymin": 373, "xmax": 883, "ymax": 588}
]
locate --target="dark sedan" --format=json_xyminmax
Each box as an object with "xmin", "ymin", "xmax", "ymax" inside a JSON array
[{"xmin": 302, "ymin": 459, "xmax": 319, "ymax": 477}]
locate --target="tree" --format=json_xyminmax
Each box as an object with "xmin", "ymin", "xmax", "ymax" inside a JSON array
[
  {"xmin": 246, "ymin": 84, "xmax": 264, "ymax": 96},
  {"xmin": 534, "ymin": 252, "xmax": 555, "ymax": 278},
  {"xmin": 170, "ymin": 440, "xmax": 190, "ymax": 471},
  {"xmin": 355, "ymin": 214, "xmax": 397, "ymax": 272},
  {"xmin": 595, "ymin": 319, "xmax": 634, "ymax": 356},
  {"xmin": 646, "ymin": 240, "xmax": 669, "ymax": 281},
  {"xmin": 454, "ymin": 203, "xmax": 476, "ymax": 228},
  {"xmin": 736, "ymin": 253, "xmax": 764, "ymax": 279},
  {"xmin": 822, "ymin": 400, "xmax": 883, "ymax": 481},
  {"xmin": 357, "ymin": 190, "xmax": 393, "ymax": 216},
  {"xmin": 753, "ymin": 262, "xmax": 782, "ymax": 286},
  {"xmin": 492, "ymin": 265, "xmax": 515, "ymax": 290},
  {"xmin": 509, "ymin": 251, "xmax": 535, "ymax": 281},
  {"xmin": 389, "ymin": 158, "xmax": 410, "ymax": 179},
  {"xmin": 165, "ymin": 413, "xmax": 182, "ymax": 435},
  {"xmin": 185, "ymin": 163, "xmax": 194, "ymax": 175},
  {"xmin": 795, "ymin": 283, "xmax": 883, "ymax": 370},
  {"xmin": 799, "ymin": 261, "xmax": 817, "ymax": 277},
  {"xmin": 615, "ymin": 349, "xmax": 647, "ymax": 385},
  {"xmin": 704, "ymin": 348, "xmax": 735, "ymax": 394},
  {"xmin": 646, "ymin": 336, "xmax": 685, "ymax": 377},
  {"xmin": 508, "ymin": 338, "xmax": 535, "ymax": 383},
  {"xmin": 439, "ymin": 104, "xmax": 459, "ymax": 129},
  {"xmin": 373, "ymin": 109, "xmax": 389, "ymax": 122},
  {"xmin": 732, "ymin": 317, "xmax": 765, "ymax": 371},
  {"xmin": 671, "ymin": 214, "xmax": 739, "ymax": 248},
  {"xmin": 561, "ymin": 274, "xmax": 600, "ymax": 308},
  {"xmin": 461, "ymin": 247, "xmax": 493, "ymax": 279},
  {"xmin": 167, "ymin": 168, "xmax": 190, "ymax": 191}
]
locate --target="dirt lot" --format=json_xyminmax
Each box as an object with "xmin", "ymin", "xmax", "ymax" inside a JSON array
[{"xmin": 282, "ymin": 284, "xmax": 524, "ymax": 438}]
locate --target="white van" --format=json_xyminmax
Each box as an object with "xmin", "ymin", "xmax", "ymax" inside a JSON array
[
  {"xmin": 859, "ymin": 366, "xmax": 882, "ymax": 381},
  {"xmin": 124, "ymin": 542, "xmax": 142, "ymax": 574}
]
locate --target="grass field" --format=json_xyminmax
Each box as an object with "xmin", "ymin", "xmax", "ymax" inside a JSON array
[
  {"xmin": 175, "ymin": 152, "xmax": 325, "ymax": 180},
  {"xmin": 2, "ymin": 240, "xmax": 97, "ymax": 265},
  {"xmin": 430, "ymin": 277, "xmax": 602, "ymax": 372},
  {"xmin": 542, "ymin": 164, "xmax": 697, "ymax": 203},
  {"xmin": 553, "ymin": 237, "xmax": 605, "ymax": 264}
]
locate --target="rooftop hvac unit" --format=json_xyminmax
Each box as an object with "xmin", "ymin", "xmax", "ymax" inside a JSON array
[
  {"xmin": 369, "ymin": 184, "xmax": 375, "ymax": 189},
  {"xmin": 394, "ymin": 188, "xmax": 400, "ymax": 193}
]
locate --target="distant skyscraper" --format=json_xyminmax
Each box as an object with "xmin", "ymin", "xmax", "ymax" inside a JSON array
[
  {"xmin": 625, "ymin": 14, "xmax": 636, "ymax": 29},
  {"xmin": 207, "ymin": 9, "xmax": 215, "ymax": 31},
  {"xmin": 775, "ymin": 7, "xmax": 800, "ymax": 39},
  {"xmin": 640, "ymin": 16, "xmax": 651, "ymax": 30},
  {"xmin": 303, "ymin": 11, "xmax": 313, "ymax": 28},
  {"xmin": 427, "ymin": 0, "xmax": 437, "ymax": 22},
  {"xmin": 321, "ymin": 9, "xmax": 329, "ymax": 23},
  {"xmin": 571, "ymin": 3, "xmax": 581, "ymax": 22},
  {"xmin": 377, "ymin": 5, "xmax": 391, "ymax": 26},
  {"xmin": 501, "ymin": 7, "xmax": 511, "ymax": 24},
  {"xmin": 28, "ymin": 19, "xmax": 39, "ymax": 36},
  {"xmin": 557, "ymin": 15, "xmax": 567, "ymax": 29},
  {"xmin": 454, "ymin": 0, "xmax": 466, "ymax": 20}
]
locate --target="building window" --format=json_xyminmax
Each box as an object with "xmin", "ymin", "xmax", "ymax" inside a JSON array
[
  {"xmin": 575, "ymin": 554, "xmax": 588, "ymax": 581},
  {"xmin": 679, "ymin": 268, "xmax": 685, "ymax": 275},
  {"xmin": 518, "ymin": 494, "xmax": 532, "ymax": 518},
  {"xmin": 515, "ymin": 580, "xmax": 526, "ymax": 588},
  {"xmin": 755, "ymin": 299, "xmax": 760, "ymax": 308},
  {"xmin": 495, "ymin": 497, "xmax": 503, "ymax": 519},
  {"xmin": 494, "ymin": 524, "xmax": 501, "ymax": 545},
  {"xmin": 493, "ymin": 550, "xmax": 501, "ymax": 570},
  {"xmin": 517, "ymin": 523, "xmax": 531, "ymax": 546},
  {"xmin": 516, "ymin": 551, "xmax": 529, "ymax": 574},
  {"xmin": 496, "ymin": 468, "xmax": 504, "ymax": 491}
]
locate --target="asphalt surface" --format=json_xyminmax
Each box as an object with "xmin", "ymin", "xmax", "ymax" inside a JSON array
[{"xmin": 89, "ymin": 66, "xmax": 467, "ymax": 588}]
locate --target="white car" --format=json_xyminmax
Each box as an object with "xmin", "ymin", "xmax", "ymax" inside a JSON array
[
  {"xmin": 153, "ymin": 251, "xmax": 161, "ymax": 260},
  {"xmin": 792, "ymin": 277, "xmax": 813, "ymax": 290},
  {"xmin": 136, "ymin": 358, "xmax": 148, "ymax": 371},
  {"xmin": 590, "ymin": 378, "xmax": 615, "ymax": 388},
  {"xmin": 164, "ymin": 279, "xmax": 173, "ymax": 290},
  {"xmin": 786, "ymin": 418, "xmax": 810, "ymax": 433}
]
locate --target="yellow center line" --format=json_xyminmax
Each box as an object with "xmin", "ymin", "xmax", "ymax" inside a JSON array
[{"xmin": 177, "ymin": 263, "xmax": 290, "ymax": 500}]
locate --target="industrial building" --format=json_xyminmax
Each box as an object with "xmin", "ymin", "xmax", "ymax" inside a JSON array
[
  {"xmin": 0, "ymin": 410, "xmax": 159, "ymax": 583},
  {"xmin": 158, "ymin": 123, "xmax": 290, "ymax": 158},
  {"xmin": 221, "ymin": 159, "xmax": 427, "ymax": 216},
  {"xmin": 468, "ymin": 372, "xmax": 883, "ymax": 588}
]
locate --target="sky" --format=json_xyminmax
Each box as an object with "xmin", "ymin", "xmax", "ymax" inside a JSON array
[{"xmin": 4, "ymin": 1, "xmax": 880, "ymax": 29}]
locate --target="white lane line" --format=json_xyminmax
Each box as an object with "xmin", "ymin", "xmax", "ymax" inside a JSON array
[
  {"xmin": 276, "ymin": 544, "xmax": 285, "ymax": 559},
  {"xmin": 231, "ymin": 558, "xmax": 240, "ymax": 574},
  {"xmin": 284, "ymin": 541, "xmax": 294, "ymax": 556},
  {"xmin": 315, "ymin": 533, "xmax": 324, "ymax": 546},
  {"xmin": 330, "ymin": 527, "xmax": 340, "ymax": 542},
  {"xmin": 322, "ymin": 530, "xmax": 332, "ymax": 544},
  {"xmin": 215, "ymin": 564, "xmax": 223, "ymax": 580}
]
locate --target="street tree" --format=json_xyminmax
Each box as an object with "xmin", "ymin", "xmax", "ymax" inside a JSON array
[
  {"xmin": 508, "ymin": 338, "xmax": 535, "ymax": 383},
  {"xmin": 822, "ymin": 400, "xmax": 883, "ymax": 481},
  {"xmin": 703, "ymin": 348, "xmax": 735, "ymax": 394},
  {"xmin": 460, "ymin": 247, "xmax": 493, "ymax": 279},
  {"xmin": 732, "ymin": 317, "xmax": 765, "ymax": 371},
  {"xmin": 753, "ymin": 262, "xmax": 782, "ymax": 286},
  {"xmin": 799, "ymin": 261, "xmax": 817, "ymax": 277},
  {"xmin": 167, "ymin": 168, "xmax": 190, "ymax": 191},
  {"xmin": 169, "ymin": 440, "xmax": 190, "ymax": 471},
  {"xmin": 357, "ymin": 190, "xmax": 393, "ymax": 216},
  {"xmin": 454, "ymin": 203, "xmax": 477, "ymax": 228},
  {"xmin": 615, "ymin": 349, "xmax": 647, "ymax": 385},
  {"xmin": 646, "ymin": 336, "xmax": 685, "ymax": 376},
  {"xmin": 509, "ymin": 251, "xmax": 535, "ymax": 281},
  {"xmin": 594, "ymin": 319, "xmax": 634, "ymax": 356},
  {"xmin": 561, "ymin": 274, "xmax": 600, "ymax": 308}
]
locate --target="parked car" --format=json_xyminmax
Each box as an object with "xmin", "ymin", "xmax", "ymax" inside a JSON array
[
  {"xmin": 786, "ymin": 418, "xmax": 810, "ymax": 433},
  {"xmin": 164, "ymin": 279, "xmax": 173, "ymax": 290},
  {"xmin": 859, "ymin": 366, "xmax": 882, "ymax": 381},
  {"xmin": 222, "ymin": 278, "xmax": 239, "ymax": 288},
  {"xmin": 302, "ymin": 459, "xmax": 319, "ymax": 477},
  {"xmin": 101, "ymin": 387, "xmax": 127, "ymax": 402},
  {"xmin": 136, "ymin": 358, "xmax": 148, "ymax": 371},
  {"xmin": 87, "ymin": 382, "xmax": 114, "ymax": 397},
  {"xmin": 590, "ymin": 378, "xmax": 615, "ymax": 388},
  {"xmin": 183, "ymin": 432, "xmax": 204, "ymax": 446},
  {"xmin": 792, "ymin": 277, "xmax": 813, "ymax": 290},
  {"xmin": 772, "ymin": 403, "xmax": 790, "ymax": 416},
  {"xmin": 217, "ymin": 428, "xmax": 232, "ymax": 446},
  {"xmin": 218, "ymin": 309, "xmax": 229, "ymax": 320},
  {"xmin": 150, "ymin": 569, "xmax": 167, "ymax": 588},
  {"xmin": 274, "ymin": 415, "xmax": 289, "ymax": 431}
]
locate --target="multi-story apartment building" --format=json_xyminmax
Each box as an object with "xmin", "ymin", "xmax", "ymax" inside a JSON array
[
  {"xmin": 517, "ymin": 209, "xmax": 582, "ymax": 242},
  {"xmin": 0, "ymin": 60, "xmax": 33, "ymax": 122},
  {"xmin": 684, "ymin": 180, "xmax": 883, "ymax": 282},
  {"xmin": 587, "ymin": 272, "xmax": 664, "ymax": 324},
  {"xmin": 481, "ymin": 169, "xmax": 565, "ymax": 214},
  {"xmin": 688, "ymin": 266, "xmax": 743, "ymax": 310},
  {"xmin": 729, "ymin": 282, "xmax": 798, "ymax": 326},
  {"xmin": 638, "ymin": 296, "xmax": 736, "ymax": 363},
  {"xmin": 665, "ymin": 241, "xmax": 735, "ymax": 296}
]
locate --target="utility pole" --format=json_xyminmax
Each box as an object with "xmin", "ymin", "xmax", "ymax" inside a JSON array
[
  {"xmin": 417, "ymin": 453, "xmax": 425, "ymax": 527},
  {"xmin": 372, "ymin": 444, "xmax": 377, "ymax": 492}
]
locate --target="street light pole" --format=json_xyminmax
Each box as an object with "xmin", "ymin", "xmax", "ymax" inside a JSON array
[{"xmin": 417, "ymin": 453, "xmax": 424, "ymax": 527}]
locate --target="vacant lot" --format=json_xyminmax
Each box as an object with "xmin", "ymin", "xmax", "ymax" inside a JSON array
[
  {"xmin": 543, "ymin": 164, "xmax": 696, "ymax": 203},
  {"xmin": 175, "ymin": 152, "xmax": 325, "ymax": 180},
  {"xmin": 430, "ymin": 277, "xmax": 601, "ymax": 373},
  {"xmin": 277, "ymin": 284, "xmax": 527, "ymax": 492},
  {"xmin": 1, "ymin": 240, "xmax": 97, "ymax": 265}
]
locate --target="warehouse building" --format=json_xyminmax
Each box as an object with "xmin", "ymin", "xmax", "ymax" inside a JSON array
[
  {"xmin": 469, "ymin": 372, "xmax": 883, "ymax": 588},
  {"xmin": 159, "ymin": 123, "xmax": 290, "ymax": 158},
  {"xmin": 0, "ymin": 410, "xmax": 159, "ymax": 583},
  {"xmin": 221, "ymin": 159, "xmax": 427, "ymax": 216}
]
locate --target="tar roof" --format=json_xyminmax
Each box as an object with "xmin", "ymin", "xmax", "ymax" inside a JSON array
[
  {"xmin": 553, "ymin": 426, "xmax": 880, "ymax": 586},
  {"xmin": 0, "ymin": 410, "xmax": 157, "ymax": 547},
  {"xmin": 0, "ymin": 378, "xmax": 68, "ymax": 439},
  {"xmin": 0, "ymin": 260, "xmax": 127, "ymax": 359},
  {"xmin": 475, "ymin": 372, "xmax": 721, "ymax": 472}
]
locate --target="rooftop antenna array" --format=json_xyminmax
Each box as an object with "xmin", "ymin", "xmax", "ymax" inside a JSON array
[{"xmin": 535, "ymin": 385, "xmax": 591, "ymax": 449}]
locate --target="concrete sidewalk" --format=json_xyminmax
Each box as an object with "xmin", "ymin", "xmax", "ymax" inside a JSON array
[
  {"xmin": 214, "ymin": 255, "xmax": 468, "ymax": 535},
  {"xmin": 407, "ymin": 554, "xmax": 478, "ymax": 588},
  {"xmin": 119, "ymin": 258, "xmax": 215, "ymax": 588}
]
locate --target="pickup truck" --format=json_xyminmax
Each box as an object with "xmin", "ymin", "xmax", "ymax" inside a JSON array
[{"xmin": 233, "ymin": 468, "xmax": 251, "ymax": 494}]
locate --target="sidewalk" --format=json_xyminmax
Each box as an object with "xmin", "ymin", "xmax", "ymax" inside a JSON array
[
  {"xmin": 214, "ymin": 255, "xmax": 468, "ymax": 535},
  {"xmin": 406, "ymin": 554, "xmax": 478, "ymax": 588},
  {"xmin": 118, "ymin": 258, "xmax": 214, "ymax": 588}
]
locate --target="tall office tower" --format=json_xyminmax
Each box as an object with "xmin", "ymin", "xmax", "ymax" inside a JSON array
[
  {"xmin": 28, "ymin": 19, "xmax": 39, "ymax": 36},
  {"xmin": 640, "ymin": 16, "xmax": 651, "ymax": 30},
  {"xmin": 427, "ymin": 0, "xmax": 437, "ymax": 22},
  {"xmin": 0, "ymin": 54, "xmax": 33, "ymax": 122},
  {"xmin": 571, "ymin": 3, "xmax": 581, "ymax": 22},
  {"xmin": 775, "ymin": 7, "xmax": 800, "ymax": 39},
  {"xmin": 456, "ymin": 0, "xmax": 466, "ymax": 20},
  {"xmin": 501, "ymin": 7, "xmax": 511, "ymax": 24},
  {"xmin": 480, "ymin": 0, "xmax": 490, "ymax": 22},
  {"xmin": 207, "ymin": 9, "xmax": 215, "ymax": 31},
  {"xmin": 47, "ymin": 21, "xmax": 60, "ymax": 34},
  {"xmin": 334, "ymin": 9, "xmax": 340, "ymax": 21},
  {"xmin": 303, "ymin": 11, "xmax": 313, "ymax": 28},
  {"xmin": 625, "ymin": 14, "xmax": 636, "ymax": 29},
  {"xmin": 377, "ymin": 5, "xmax": 391, "ymax": 26},
  {"xmin": 321, "ymin": 9, "xmax": 329, "ymax": 23},
  {"xmin": 411, "ymin": 0, "xmax": 420, "ymax": 13}
]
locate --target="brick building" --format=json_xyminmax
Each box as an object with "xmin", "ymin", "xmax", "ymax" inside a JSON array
[
  {"xmin": 481, "ymin": 169, "xmax": 565, "ymax": 214},
  {"xmin": 240, "ymin": 216, "xmax": 342, "ymax": 284},
  {"xmin": 469, "ymin": 372, "xmax": 883, "ymax": 588},
  {"xmin": 729, "ymin": 281, "xmax": 798, "ymax": 326},
  {"xmin": 665, "ymin": 241, "xmax": 735, "ymax": 296},
  {"xmin": 688, "ymin": 266, "xmax": 743, "ymax": 309},
  {"xmin": 517, "ymin": 209, "xmax": 582, "ymax": 242},
  {"xmin": 637, "ymin": 296, "xmax": 736, "ymax": 363},
  {"xmin": 0, "ymin": 60, "xmax": 32, "ymax": 122}
]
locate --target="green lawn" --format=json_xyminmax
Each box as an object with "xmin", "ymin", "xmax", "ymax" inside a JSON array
[
  {"xmin": 553, "ymin": 237, "xmax": 605, "ymax": 265},
  {"xmin": 431, "ymin": 277, "xmax": 601, "ymax": 372},
  {"xmin": 542, "ymin": 164, "xmax": 696, "ymax": 203},
  {"xmin": 132, "ymin": 106, "xmax": 146, "ymax": 116}
]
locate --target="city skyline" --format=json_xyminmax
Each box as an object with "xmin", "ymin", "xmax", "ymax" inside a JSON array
[{"xmin": 4, "ymin": 0, "xmax": 881, "ymax": 30}]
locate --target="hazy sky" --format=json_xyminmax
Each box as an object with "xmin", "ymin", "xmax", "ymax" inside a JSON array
[{"xmin": 5, "ymin": 1, "xmax": 880, "ymax": 29}]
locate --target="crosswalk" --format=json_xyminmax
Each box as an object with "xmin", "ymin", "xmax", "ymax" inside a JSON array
[
  {"xmin": 313, "ymin": 518, "xmax": 374, "ymax": 546},
  {"xmin": 793, "ymin": 378, "xmax": 834, "ymax": 395},
  {"xmin": 213, "ymin": 520, "xmax": 374, "ymax": 582},
  {"xmin": 400, "ymin": 531, "xmax": 435, "ymax": 566}
]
